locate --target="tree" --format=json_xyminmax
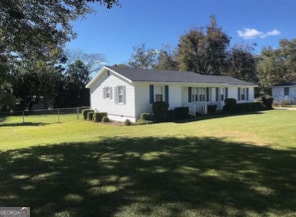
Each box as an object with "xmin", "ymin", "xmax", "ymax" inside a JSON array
[
  {"xmin": 63, "ymin": 60, "xmax": 90, "ymax": 107},
  {"xmin": 128, "ymin": 44, "xmax": 158, "ymax": 69},
  {"xmin": 154, "ymin": 45, "xmax": 179, "ymax": 71},
  {"xmin": 64, "ymin": 49, "xmax": 106, "ymax": 76},
  {"xmin": 177, "ymin": 16, "xmax": 230, "ymax": 74},
  {"xmin": 0, "ymin": 0, "xmax": 118, "ymax": 59},
  {"xmin": 257, "ymin": 39, "xmax": 296, "ymax": 93},
  {"xmin": 224, "ymin": 44, "xmax": 258, "ymax": 83}
]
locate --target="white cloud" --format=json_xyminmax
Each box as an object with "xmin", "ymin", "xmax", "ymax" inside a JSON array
[{"xmin": 237, "ymin": 28, "xmax": 280, "ymax": 40}]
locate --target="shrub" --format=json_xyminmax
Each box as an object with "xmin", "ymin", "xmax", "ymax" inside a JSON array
[
  {"xmin": 207, "ymin": 104, "xmax": 217, "ymax": 114},
  {"xmin": 124, "ymin": 119, "xmax": 132, "ymax": 126},
  {"xmin": 223, "ymin": 98, "xmax": 237, "ymax": 113},
  {"xmin": 87, "ymin": 112, "xmax": 94, "ymax": 121},
  {"xmin": 94, "ymin": 112, "xmax": 107, "ymax": 122},
  {"xmin": 262, "ymin": 96, "xmax": 274, "ymax": 110},
  {"xmin": 101, "ymin": 116, "xmax": 110, "ymax": 123},
  {"xmin": 140, "ymin": 112, "xmax": 152, "ymax": 121},
  {"xmin": 174, "ymin": 107, "xmax": 189, "ymax": 120},
  {"xmin": 81, "ymin": 109, "xmax": 94, "ymax": 120},
  {"xmin": 152, "ymin": 101, "xmax": 169, "ymax": 122}
]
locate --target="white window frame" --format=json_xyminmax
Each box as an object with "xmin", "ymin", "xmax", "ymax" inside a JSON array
[
  {"xmin": 155, "ymin": 85, "xmax": 163, "ymax": 102},
  {"xmin": 103, "ymin": 87, "xmax": 112, "ymax": 99},
  {"xmin": 115, "ymin": 86, "xmax": 126, "ymax": 104},
  {"xmin": 220, "ymin": 88, "xmax": 225, "ymax": 101},
  {"xmin": 191, "ymin": 88, "xmax": 206, "ymax": 102},
  {"xmin": 240, "ymin": 88, "xmax": 246, "ymax": 101}
]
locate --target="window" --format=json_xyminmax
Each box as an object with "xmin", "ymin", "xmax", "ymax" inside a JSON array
[
  {"xmin": 115, "ymin": 86, "xmax": 125, "ymax": 104},
  {"xmin": 220, "ymin": 88, "xmax": 225, "ymax": 101},
  {"xmin": 239, "ymin": 88, "xmax": 247, "ymax": 101},
  {"xmin": 155, "ymin": 86, "xmax": 163, "ymax": 102},
  {"xmin": 199, "ymin": 88, "xmax": 206, "ymax": 101},
  {"xmin": 284, "ymin": 87, "xmax": 289, "ymax": 96},
  {"xmin": 103, "ymin": 87, "xmax": 112, "ymax": 99},
  {"xmin": 191, "ymin": 88, "xmax": 206, "ymax": 102}
]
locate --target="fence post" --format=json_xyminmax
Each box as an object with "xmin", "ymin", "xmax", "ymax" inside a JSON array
[{"xmin": 57, "ymin": 109, "xmax": 61, "ymax": 123}]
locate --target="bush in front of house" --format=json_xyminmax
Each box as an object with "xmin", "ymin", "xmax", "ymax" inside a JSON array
[
  {"xmin": 207, "ymin": 104, "xmax": 217, "ymax": 114},
  {"xmin": 94, "ymin": 112, "xmax": 108, "ymax": 122},
  {"xmin": 87, "ymin": 111, "xmax": 94, "ymax": 121},
  {"xmin": 262, "ymin": 96, "xmax": 274, "ymax": 110},
  {"xmin": 174, "ymin": 107, "xmax": 189, "ymax": 120},
  {"xmin": 140, "ymin": 112, "xmax": 152, "ymax": 121},
  {"xmin": 101, "ymin": 116, "xmax": 110, "ymax": 123},
  {"xmin": 152, "ymin": 101, "xmax": 169, "ymax": 122},
  {"xmin": 137, "ymin": 113, "xmax": 153, "ymax": 125},
  {"xmin": 82, "ymin": 109, "xmax": 94, "ymax": 120},
  {"xmin": 124, "ymin": 119, "xmax": 132, "ymax": 126},
  {"xmin": 235, "ymin": 102, "xmax": 262, "ymax": 113},
  {"xmin": 223, "ymin": 98, "xmax": 237, "ymax": 113}
]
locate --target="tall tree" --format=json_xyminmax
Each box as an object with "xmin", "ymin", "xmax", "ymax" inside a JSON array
[
  {"xmin": 257, "ymin": 39, "xmax": 296, "ymax": 92},
  {"xmin": 65, "ymin": 49, "xmax": 106, "ymax": 76},
  {"xmin": 224, "ymin": 44, "xmax": 258, "ymax": 83},
  {"xmin": 177, "ymin": 16, "xmax": 230, "ymax": 74},
  {"xmin": 0, "ymin": 0, "xmax": 118, "ymax": 58},
  {"xmin": 154, "ymin": 45, "xmax": 179, "ymax": 71},
  {"xmin": 63, "ymin": 60, "xmax": 90, "ymax": 107},
  {"xmin": 128, "ymin": 44, "xmax": 158, "ymax": 69}
]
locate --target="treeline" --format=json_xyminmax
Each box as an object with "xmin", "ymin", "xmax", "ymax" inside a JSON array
[
  {"xmin": 2, "ymin": 7, "xmax": 296, "ymax": 111},
  {"xmin": 127, "ymin": 16, "xmax": 296, "ymax": 95}
]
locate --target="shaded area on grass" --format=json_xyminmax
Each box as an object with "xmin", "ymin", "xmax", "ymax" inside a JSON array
[
  {"xmin": 0, "ymin": 122, "xmax": 48, "ymax": 127},
  {"xmin": 0, "ymin": 137, "xmax": 295, "ymax": 217}
]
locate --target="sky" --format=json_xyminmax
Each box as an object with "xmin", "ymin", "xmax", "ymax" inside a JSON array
[{"xmin": 66, "ymin": 0, "xmax": 296, "ymax": 66}]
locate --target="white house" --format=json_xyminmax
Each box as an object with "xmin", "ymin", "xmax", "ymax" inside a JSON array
[
  {"xmin": 272, "ymin": 82, "xmax": 296, "ymax": 104},
  {"xmin": 86, "ymin": 66, "xmax": 257, "ymax": 122}
]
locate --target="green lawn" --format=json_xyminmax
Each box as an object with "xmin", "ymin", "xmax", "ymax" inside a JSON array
[{"xmin": 0, "ymin": 110, "xmax": 295, "ymax": 216}]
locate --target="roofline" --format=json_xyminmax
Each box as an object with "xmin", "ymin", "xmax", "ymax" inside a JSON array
[
  {"xmin": 86, "ymin": 66, "xmax": 132, "ymax": 88},
  {"xmin": 132, "ymin": 80, "xmax": 258, "ymax": 87}
]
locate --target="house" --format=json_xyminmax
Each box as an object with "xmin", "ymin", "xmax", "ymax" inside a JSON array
[
  {"xmin": 86, "ymin": 66, "xmax": 257, "ymax": 122},
  {"xmin": 272, "ymin": 82, "xmax": 296, "ymax": 104}
]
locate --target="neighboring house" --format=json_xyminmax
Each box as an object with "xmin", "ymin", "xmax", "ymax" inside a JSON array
[
  {"xmin": 272, "ymin": 82, "xmax": 296, "ymax": 104},
  {"xmin": 86, "ymin": 66, "xmax": 257, "ymax": 122}
]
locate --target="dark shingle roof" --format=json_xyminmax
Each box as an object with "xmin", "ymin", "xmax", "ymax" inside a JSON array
[
  {"xmin": 272, "ymin": 82, "xmax": 296, "ymax": 87},
  {"xmin": 107, "ymin": 66, "xmax": 256, "ymax": 86}
]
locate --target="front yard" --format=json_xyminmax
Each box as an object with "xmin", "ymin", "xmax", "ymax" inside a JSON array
[{"xmin": 0, "ymin": 110, "xmax": 295, "ymax": 216}]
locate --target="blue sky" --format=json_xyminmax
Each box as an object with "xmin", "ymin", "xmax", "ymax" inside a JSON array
[{"xmin": 66, "ymin": 0, "xmax": 296, "ymax": 66}]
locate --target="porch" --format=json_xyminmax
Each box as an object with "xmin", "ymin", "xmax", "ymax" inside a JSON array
[
  {"xmin": 181, "ymin": 86, "xmax": 227, "ymax": 116},
  {"xmin": 183, "ymin": 102, "xmax": 221, "ymax": 116}
]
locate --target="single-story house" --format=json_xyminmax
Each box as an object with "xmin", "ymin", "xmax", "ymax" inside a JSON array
[
  {"xmin": 86, "ymin": 66, "xmax": 257, "ymax": 122},
  {"xmin": 272, "ymin": 82, "xmax": 296, "ymax": 104}
]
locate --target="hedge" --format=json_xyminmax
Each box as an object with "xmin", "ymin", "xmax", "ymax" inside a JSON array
[
  {"xmin": 94, "ymin": 112, "xmax": 108, "ymax": 122},
  {"xmin": 81, "ymin": 109, "xmax": 94, "ymax": 120}
]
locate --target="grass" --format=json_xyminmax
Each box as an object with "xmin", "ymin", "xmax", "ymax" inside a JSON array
[{"xmin": 0, "ymin": 110, "xmax": 296, "ymax": 216}]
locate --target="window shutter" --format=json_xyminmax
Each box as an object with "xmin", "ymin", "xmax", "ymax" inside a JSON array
[
  {"xmin": 149, "ymin": 85, "xmax": 154, "ymax": 104},
  {"xmin": 215, "ymin": 88, "xmax": 219, "ymax": 101},
  {"xmin": 246, "ymin": 88, "xmax": 249, "ymax": 101},
  {"xmin": 165, "ymin": 85, "xmax": 169, "ymax": 104},
  {"xmin": 188, "ymin": 87, "xmax": 192, "ymax": 103},
  {"xmin": 225, "ymin": 87, "xmax": 228, "ymax": 99},
  {"xmin": 110, "ymin": 87, "xmax": 113, "ymax": 99},
  {"xmin": 238, "ymin": 88, "xmax": 241, "ymax": 101},
  {"xmin": 114, "ymin": 86, "xmax": 118, "ymax": 104},
  {"xmin": 206, "ymin": 87, "xmax": 210, "ymax": 102},
  {"xmin": 123, "ymin": 86, "xmax": 126, "ymax": 104}
]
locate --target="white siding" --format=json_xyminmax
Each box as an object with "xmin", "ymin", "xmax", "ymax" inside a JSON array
[
  {"xmin": 90, "ymin": 71, "xmax": 136, "ymax": 122},
  {"xmin": 272, "ymin": 86, "xmax": 296, "ymax": 103}
]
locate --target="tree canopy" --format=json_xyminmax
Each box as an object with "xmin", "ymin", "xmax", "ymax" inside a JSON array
[{"xmin": 177, "ymin": 16, "xmax": 230, "ymax": 75}]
